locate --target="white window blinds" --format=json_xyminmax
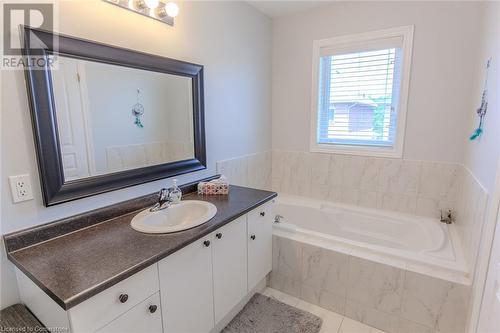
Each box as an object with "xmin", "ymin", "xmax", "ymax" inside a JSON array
[{"xmin": 316, "ymin": 46, "xmax": 402, "ymax": 147}]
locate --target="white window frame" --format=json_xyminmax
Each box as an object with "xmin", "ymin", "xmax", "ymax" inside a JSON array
[{"xmin": 310, "ymin": 26, "xmax": 414, "ymax": 158}]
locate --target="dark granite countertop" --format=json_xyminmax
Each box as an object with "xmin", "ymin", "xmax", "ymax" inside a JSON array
[{"xmin": 6, "ymin": 185, "xmax": 277, "ymax": 310}]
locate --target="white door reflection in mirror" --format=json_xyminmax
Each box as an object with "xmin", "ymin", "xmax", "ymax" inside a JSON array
[
  {"xmin": 51, "ymin": 57, "xmax": 92, "ymax": 181},
  {"xmin": 51, "ymin": 55, "xmax": 195, "ymax": 181}
]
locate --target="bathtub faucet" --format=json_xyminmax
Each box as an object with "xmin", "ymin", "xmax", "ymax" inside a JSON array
[
  {"xmin": 274, "ymin": 215, "xmax": 284, "ymax": 223},
  {"xmin": 440, "ymin": 209, "xmax": 455, "ymax": 224}
]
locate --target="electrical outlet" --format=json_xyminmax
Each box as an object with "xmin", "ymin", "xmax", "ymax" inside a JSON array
[{"xmin": 8, "ymin": 174, "xmax": 34, "ymax": 203}]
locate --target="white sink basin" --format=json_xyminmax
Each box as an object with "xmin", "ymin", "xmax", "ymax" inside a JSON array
[{"xmin": 130, "ymin": 200, "xmax": 217, "ymax": 234}]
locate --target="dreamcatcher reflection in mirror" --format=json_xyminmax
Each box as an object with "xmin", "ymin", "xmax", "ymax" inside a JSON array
[{"xmin": 132, "ymin": 88, "xmax": 145, "ymax": 128}]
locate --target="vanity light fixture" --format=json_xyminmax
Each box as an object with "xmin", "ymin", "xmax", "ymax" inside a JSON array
[
  {"xmin": 103, "ymin": 0, "xmax": 178, "ymax": 26},
  {"xmin": 144, "ymin": 0, "xmax": 160, "ymax": 9},
  {"xmin": 162, "ymin": 2, "xmax": 179, "ymax": 18}
]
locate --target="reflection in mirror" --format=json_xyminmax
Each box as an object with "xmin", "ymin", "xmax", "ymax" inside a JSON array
[{"xmin": 51, "ymin": 55, "xmax": 195, "ymax": 181}]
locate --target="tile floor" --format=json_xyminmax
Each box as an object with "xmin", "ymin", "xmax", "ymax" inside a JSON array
[{"xmin": 261, "ymin": 287, "xmax": 387, "ymax": 333}]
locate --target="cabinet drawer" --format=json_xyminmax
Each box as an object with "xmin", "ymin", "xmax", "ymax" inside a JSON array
[
  {"xmin": 69, "ymin": 264, "xmax": 159, "ymax": 333},
  {"xmin": 95, "ymin": 292, "xmax": 162, "ymax": 333}
]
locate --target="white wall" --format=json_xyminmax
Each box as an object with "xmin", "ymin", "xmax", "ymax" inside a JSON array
[
  {"xmin": 463, "ymin": 3, "xmax": 500, "ymax": 199},
  {"xmin": 0, "ymin": 0, "xmax": 271, "ymax": 309},
  {"xmin": 272, "ymin": 1, "xmax": 483, "ymax": 163},
  {"xmin": 466, "ymin": 2, "xmax": 500, "ymax": 332}
]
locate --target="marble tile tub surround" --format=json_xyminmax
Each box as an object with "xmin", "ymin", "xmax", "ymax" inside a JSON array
[
  {"xmin": 216, "ymin": 151, "xmax": 272, "ymax": 191},
  {"xmin": 272, "ymin": 150, "xmax": 464, "ymax": 219},
  {"xmin": 218, "ymin": 150, "xmax": 489, "ymax": 273},
  {"xmin": 270, "ymin": 236, "xmax": 470, "ymax": 333},
  {"xmin": 455, "ymin": 169, "xmax": 489, "ymax": 273}
]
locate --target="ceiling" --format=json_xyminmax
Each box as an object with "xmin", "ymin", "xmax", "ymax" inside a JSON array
[{"xmin": 246, "ymin": 1, "xmax": 335, "ymax": 18}]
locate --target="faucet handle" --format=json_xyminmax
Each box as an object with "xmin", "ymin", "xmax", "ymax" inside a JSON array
[
  {"xmin": 440, "ymin": 208, "xmax": 454, "ymax": 224},
  {"xmin": 150, "ymin": 188, "xmax": 171, "ymax": 212},
  {"xmin": 159, "ymin": 188, "xmax": 168, "ymax": 200},
  {"xmin": 274, "ymin": 215, "xmax": 284, "ymax": 223}
]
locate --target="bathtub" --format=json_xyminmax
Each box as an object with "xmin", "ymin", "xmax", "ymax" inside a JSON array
[{"xmin": 273, "ymin": 194, "xmax": 469, "ymax": 283}]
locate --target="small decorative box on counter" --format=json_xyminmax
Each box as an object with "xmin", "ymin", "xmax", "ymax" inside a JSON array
[{"xmin": 197, "ymin": 176, "xmax": 229, "ymax": 195}]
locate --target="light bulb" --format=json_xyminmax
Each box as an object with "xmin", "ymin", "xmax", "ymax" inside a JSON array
[
  {"xmin": 144, "ymin": 0, "xmax": 160, "ymax": 9},
  {"xmin": 164, "ymin": 2, "xmax": 179, "ymax": 17}
]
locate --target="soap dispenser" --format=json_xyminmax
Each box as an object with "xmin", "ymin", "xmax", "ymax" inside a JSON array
[{"xmin": 170, "ymin": 179, "xmax": 182, "ymax": 204}]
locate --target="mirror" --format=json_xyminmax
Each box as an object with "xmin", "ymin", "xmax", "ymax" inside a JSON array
[
  {"xmin": 21, "ymin": 27, "xmax": 206, "ymax": 206},
  {"xmin": 52, "ymin": 56, "xmax": 195, "ymax": 181}
]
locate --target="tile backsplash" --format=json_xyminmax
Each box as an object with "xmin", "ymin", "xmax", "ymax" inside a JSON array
[{"xmin": 216, "ymin": 151, "xmax": 272, "ymax": 191}]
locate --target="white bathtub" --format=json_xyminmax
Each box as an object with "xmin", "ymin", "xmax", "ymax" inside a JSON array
[{"xmin": 273, "ymin": 195, "xmax": 469, "ymax": 284}]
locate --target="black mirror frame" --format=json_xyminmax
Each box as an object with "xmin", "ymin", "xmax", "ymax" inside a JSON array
[{"xmin": 21, "ymin": 26, "xmax": 206, "ymax": 206}]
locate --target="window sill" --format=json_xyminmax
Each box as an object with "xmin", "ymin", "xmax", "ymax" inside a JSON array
[{"xmin": 310, "ymin": 143, "xmax": 403, "ymax": 158}]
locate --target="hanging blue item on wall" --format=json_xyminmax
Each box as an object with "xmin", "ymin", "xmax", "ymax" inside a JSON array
[
  {"xmin": 470, "ymin": 59, "xmax": 491, "ymax": 141},
  {"xmin": 132, "ymin": 88, "xmax": 145, "ymax": 128}
]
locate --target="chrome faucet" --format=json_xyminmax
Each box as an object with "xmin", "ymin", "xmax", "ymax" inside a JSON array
[
  {"xmin": 274, "ymin": 215, "xmax": 284, "ymax": 223},
  {"xmin": 440, "ymin": 209, "xmax": 455, "ymax": 224},
  {"xmin": 150, "ymin": 188, "xmax": 173, "ymax": 212}
]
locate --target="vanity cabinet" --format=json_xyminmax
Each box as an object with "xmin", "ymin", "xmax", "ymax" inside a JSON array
[{"xmin": 15, "ymin": 200, "xmax": 275, "ymax": 333}]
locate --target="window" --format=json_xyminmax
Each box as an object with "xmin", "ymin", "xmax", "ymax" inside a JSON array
[{"xmin": 311, "ymin": 26, "xmax": 414, "ymax": 157}]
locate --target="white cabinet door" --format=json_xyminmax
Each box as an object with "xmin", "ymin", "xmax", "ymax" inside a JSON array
[
  {"xmin": 212, "ymin": 216, "xmax": 248, "ymax": 324},
  {"xmin": 95, "ymin": 293, "xmax": 162, "ymax": 333},
  {"xmin": 247, "ymin": 202, "xmax": 274, "ymax": 291},
  {"xmin": 159, "ymin": 237, "xmax": 214, "ymax": 333}
]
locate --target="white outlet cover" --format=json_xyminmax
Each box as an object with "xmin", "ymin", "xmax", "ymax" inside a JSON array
[{"xmin": 8, "ymin": 174, "xmax": 34, "ymax": 203}]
